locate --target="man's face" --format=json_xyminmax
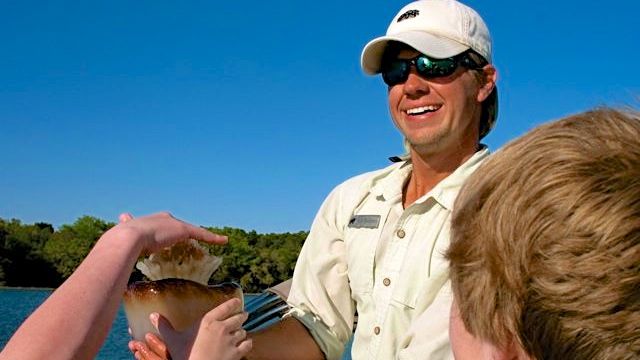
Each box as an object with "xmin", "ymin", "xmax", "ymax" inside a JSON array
[{"xmin": 386, "ymin": 48, "xmax": 495, "ymax": 157}]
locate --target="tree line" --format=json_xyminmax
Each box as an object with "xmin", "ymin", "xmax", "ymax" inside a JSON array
[{"xmin": 0, "ymin": 216, "xmax": 308, "ymax": 293}]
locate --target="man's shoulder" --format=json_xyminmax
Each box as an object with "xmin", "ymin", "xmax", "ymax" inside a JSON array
[{"xmin": 316, "ymin": 162, "xmax": 404, "ymax": 222}]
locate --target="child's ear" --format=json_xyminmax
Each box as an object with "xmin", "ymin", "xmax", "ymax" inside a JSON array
[{"xmin": 491, "ymin": 338, "xmax": 531, "ymax": 360}]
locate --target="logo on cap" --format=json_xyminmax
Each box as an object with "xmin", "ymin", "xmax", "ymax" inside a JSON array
[{"xmin": 397, "ymin": 9, "xmax": 419, "ymax": 22}]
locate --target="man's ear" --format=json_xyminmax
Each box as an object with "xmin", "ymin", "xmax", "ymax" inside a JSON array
[{"xmin": 477, "ymin": 64, "xmax": 497, "ymax": 102}]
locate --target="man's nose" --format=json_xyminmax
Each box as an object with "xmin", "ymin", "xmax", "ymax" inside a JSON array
[{"xmin": 402, "ymin": 68, "xmax": 430, "ymax": 96}]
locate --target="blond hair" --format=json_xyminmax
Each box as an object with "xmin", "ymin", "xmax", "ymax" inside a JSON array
[{"xmin": 447, "ymin": 107, "xmax": 640, "ymax": 359}]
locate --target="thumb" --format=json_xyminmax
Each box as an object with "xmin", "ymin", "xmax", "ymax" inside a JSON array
[
  {"xmin": 151, "ymin": 312, "xmax": 193, "ymax": 360},
  {"xmin": 150, "ymin": 312, "xmax": 176, "ymax": 337}
]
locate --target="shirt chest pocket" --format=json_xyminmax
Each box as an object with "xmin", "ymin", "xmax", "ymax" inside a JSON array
[
  {"xmin": 390, "ymin": 255, "xmax": 449, "ymax": 310},
  {"xmin": 391, "ymin": 221, "xmax": 451, "ymax": 309}
]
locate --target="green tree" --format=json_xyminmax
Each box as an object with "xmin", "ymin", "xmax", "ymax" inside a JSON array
[
  {"xmin": 207, "ymin": 227, "xmax": 260, "ymax": 292},
  {"xmin": 252, "ymin": 231, "xmax": 306, "ymax": 289},
  {"xmin": 204, "ymin": 227, "xmax": 307, "ymax": 293},
  {"xmin": 0, "ymin": 218, "xmax": 58, "ymax": 287},
  {"xmin": 1, "ymin": 216, "xmax": 308, "ymax": 292},
  {"xmin": 43, "ymin": 216, "xmax": 114, "ymax": 280},
  {"xmin": 0, "ymin": 219, "xmax": 7, "ymax": 286}
]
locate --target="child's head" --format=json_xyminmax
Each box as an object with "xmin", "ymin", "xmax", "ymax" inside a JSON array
[{"xmin": 447, "ymin": 107, "xmax": 640, "ymax": 360}]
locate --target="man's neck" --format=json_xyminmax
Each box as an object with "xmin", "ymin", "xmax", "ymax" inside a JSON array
[{"xmin": 403, "ymin": 145, "xmax": 479, "ymax": 208}]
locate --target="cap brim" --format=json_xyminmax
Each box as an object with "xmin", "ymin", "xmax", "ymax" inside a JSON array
[{"xmin": 361, "ymin": 31, "xmax": 470, "ymax": 74}]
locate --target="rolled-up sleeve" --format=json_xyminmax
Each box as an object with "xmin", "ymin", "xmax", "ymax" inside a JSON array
[{"xmin": 286, "ymin": 180, "xmax": 360, "ymax": 360}]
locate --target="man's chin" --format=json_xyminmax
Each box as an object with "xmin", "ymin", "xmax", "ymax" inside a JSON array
[{"xmin": 406, "ymin": 136, "xmax": 446, "ymax": 155}]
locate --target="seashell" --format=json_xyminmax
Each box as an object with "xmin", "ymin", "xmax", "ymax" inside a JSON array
[
  {"xmin": 122, "ymin": 239, "xmax": 242, "ymax": 341},
  {"xmin": 123, "ymin": 279, "xmax": 242, "ymax": 341},
  {"xmin": 136, "ymin": 239, "xmax": 223, "ymax": 285}
]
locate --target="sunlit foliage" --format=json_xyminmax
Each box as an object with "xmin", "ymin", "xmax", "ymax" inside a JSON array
[{"xmin": 0, "ymin": 217, "xmax": 307, "ymax": 293}]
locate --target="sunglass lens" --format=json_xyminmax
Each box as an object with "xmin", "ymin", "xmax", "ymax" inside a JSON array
[
  {"xmin": 415, "ymin": 56, "xmax": 433, "ymax": 75},
  {"xmin": 382, "ymin": 60, "xmax": 409, "ymax": 86},
  {"xmin": 382, "ymin": 55, "xmax": 463, "ymax": 86},
  {"xmin": 416, "ymin": 56, "xmax": 456, "ymax": 77}
]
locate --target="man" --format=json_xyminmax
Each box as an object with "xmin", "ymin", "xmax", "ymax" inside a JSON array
[
  {"xmin": 132, "ymin": 0, "xmax": 498, "ymax": 358},
  {"xmin": 447, "ymin": 107, "xmax": 640, "ymax": 360}
]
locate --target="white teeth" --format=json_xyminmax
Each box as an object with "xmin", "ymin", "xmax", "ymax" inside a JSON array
[{"xmin": 406, "ymin": 105, "xmax": 440, "ymax": 115}]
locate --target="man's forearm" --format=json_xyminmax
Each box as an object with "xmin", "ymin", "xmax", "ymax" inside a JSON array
[{"xmin": 245, "ymin": 317, "xmax": 325, "ymax": 360}]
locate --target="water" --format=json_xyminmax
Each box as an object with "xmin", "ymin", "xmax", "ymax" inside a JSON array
[{"xmin": 0, "ymin": 288, "xmax": 257, "ymax": 359}]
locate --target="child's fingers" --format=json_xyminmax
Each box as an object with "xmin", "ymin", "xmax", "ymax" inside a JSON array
[
  {"xmin": 230, "ymin": 328, "xmax": 247, "ymax": 344},
  {"xmin": 236, "ymin": 338, "xmax": 253, "ymax": 356},
  {"xmin": 119, "ymin": 212, "xmax": 134, "ymax": 223},
  {"xmin": 148, "ymin": 313, "xmax": 174, "ymax": 356},
  {"xmin": 184, "ymin": 222, "xmax": 228, "ymax": 245},
  {"xmin": 222, "ymin": 312, "xmax": 249, "ymax": 332},
  {"xmin": 203, "ymin": 298, "xmax": 243, "ymax": 322}
]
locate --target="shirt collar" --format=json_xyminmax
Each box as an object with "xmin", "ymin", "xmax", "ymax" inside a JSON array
[
  {"xmin": 423, "ymin": 146, "xmax": 490, "ymax": 210},
  {"xmin": 371, "ymin": 146, "xmax": 491, "ymax": 210}
]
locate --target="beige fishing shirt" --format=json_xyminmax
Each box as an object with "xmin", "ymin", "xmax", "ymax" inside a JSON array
[{"xmin": 287, "ymin": 148, "xmax": 489, "ymax": 360}]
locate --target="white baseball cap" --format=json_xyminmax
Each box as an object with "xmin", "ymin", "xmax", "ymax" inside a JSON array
[{"xmin": 361, "ymin": 0, "xmax": 492, "ymax": 74}]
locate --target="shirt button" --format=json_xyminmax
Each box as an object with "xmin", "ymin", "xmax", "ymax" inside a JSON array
[
  {"xmin": 374, "ymin": 326, "xmax": 381, "ymax": 335},
  {"xmin": 383, "ymin": 278, "xmax": 391, "ymax": 286},
  {"xmin": 396, "ymin": 229, "xmax": 406, "ymax": 238}
]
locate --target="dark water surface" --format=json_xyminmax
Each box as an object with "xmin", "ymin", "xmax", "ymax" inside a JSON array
[{"xmin": 0, "ymin": 288, "xmax": 136, "ymax": 359}]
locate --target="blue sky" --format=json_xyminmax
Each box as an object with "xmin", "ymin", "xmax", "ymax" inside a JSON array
[{"xmin": 1, "ymin": 0, "xmax": 638, "ymax": 233}]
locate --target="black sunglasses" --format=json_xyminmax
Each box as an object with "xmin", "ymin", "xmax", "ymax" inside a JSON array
[{"xmin": 381, "ymin": 52, "xmax": 484, "ymax": 86}]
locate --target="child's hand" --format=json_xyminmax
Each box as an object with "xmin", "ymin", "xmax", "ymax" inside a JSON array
[
  {"xmin": 151, "ymin": 298, "xmax": 252, "ymax": 360},
  {"xmin": 115, "ymin": 212, "xmax": 228, "ymax": 255}
]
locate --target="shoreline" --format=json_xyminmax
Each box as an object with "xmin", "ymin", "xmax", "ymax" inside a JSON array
[
  {"xmin": 0, "ymin": 286, "xmax": 54, "ymax": 291},
  {"xmin": 0, "ymin": 286, "xmax": 261, "ymax": 296}
]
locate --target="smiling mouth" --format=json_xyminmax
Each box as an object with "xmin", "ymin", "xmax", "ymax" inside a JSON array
[{"xmin": 405, "ymin": 105, "xmax": 441, "ymax": 115}]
